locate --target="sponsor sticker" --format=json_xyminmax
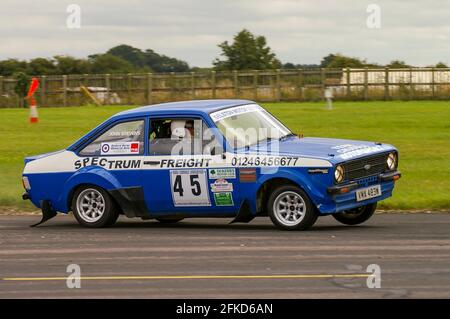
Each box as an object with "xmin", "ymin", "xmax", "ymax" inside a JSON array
[
  {"xmin": 213, "ymin": 192, "xmax": 234, "ymax": 206},
  {"xmin": 210, "ymin": 179, "xmax": 233, "ymax": 193},
  {"xmin": 331, "ymin": 144, "xmax": 385, "ymax": 160},
  {"xmin": 101, "ymin": 142, "xmax": 140, "ymax": 155},
  {"xmin": 170, "ymin": 170, "xmax": 211, "ymax": 207},
  {"xmin": 209, "ymin": 168, "xmax": 236, "ymax": 179},
  {"xmin": 239, "ymin": 168, "xmax": 257, "ymax": 182},
  {"xmin": 210, "ymin": 104, "xmax": 261, "ymax": 122}
]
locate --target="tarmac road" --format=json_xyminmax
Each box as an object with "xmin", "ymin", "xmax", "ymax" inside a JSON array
[{"xmin": 0, "ymin": 213, "xmax": 449, "ymax": 298}]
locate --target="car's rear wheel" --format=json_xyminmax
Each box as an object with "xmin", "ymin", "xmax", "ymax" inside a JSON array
[
  {"xmin": 156, "ymin": 217, "xmax": 184, "ymax": 223},
  {"xmin": 332, "ymin": 203, "xmax": 377, "ymax": 225},
  {"xmin": 72, "ymin": 185, "xmax": 119, "ymax": 228},
  {"xmin": 268, "ymin": 185, "xmax": 318, "ymax": 230}
]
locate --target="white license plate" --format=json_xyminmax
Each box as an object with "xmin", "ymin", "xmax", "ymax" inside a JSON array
[{"xmin": 356, "ymin": 185, "xmax": 381, "ymax": 202}]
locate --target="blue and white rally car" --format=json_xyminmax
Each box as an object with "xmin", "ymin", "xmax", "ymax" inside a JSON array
[{"xmin": 22, "ymin": 100, "xmax": 401, "ymax": 230}]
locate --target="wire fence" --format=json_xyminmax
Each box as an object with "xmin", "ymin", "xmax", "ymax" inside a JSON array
[{"xmin": 2, "ymin": 67, "xmax": 450, "ymax": 107}]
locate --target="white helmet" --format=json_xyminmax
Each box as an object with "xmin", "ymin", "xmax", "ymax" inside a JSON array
[{"xmin": 171, "ymin": 120, "xmax": 187, "ymax": 140}]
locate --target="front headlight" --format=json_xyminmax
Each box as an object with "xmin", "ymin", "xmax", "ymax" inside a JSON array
[
  {"xmin": 386, "ymin": 152, "xmax": 397, "ymax": 170},
  {"xmin": 334, "ymin": 165, "xmax": 345, "ymax": 183}
]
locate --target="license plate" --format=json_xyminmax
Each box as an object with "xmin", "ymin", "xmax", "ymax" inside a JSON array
[{"xmin": 356, "ymin": 185, "xmax": 381, "ymax": 202}]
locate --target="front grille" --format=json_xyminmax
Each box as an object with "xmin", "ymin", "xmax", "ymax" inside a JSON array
[{"xmin": 342, "ymin": 153, "xmax": 389, "ymax": 182}]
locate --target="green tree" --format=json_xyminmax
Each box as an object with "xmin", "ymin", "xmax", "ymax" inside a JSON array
[
  {"xmin": 106, "ymin": 44, "xmax": 189, "ymax": 72},
  {"xmin": 27, "ymin": 58, "xmax": 57, "ymax": 75},
  {"xmin": 107, "ymin": 44, "xmax": 147, "ymax": 68},
  {"xmin": 143, "ymin": 49, "xmax": 189, "ymax": 72},
  {"xmin": 13, "ymin": 72, "xmax": 30, "ymax": 107},
  {"xmin": 0, "ymin": 59, "xmax": 28, "ymax": 76},
  {"xmin": 321, "ymin": 53, "xmax": 366, "ymax": 68},
  {"xmin": 320, "ymin": 54, "xmax": 338, "ymax": 68},
  {"xmin": 386, "ymin": 60, "xmax": 411, "ymax": 68},
  {"xmin": 213, "ymin": 29, "xmax": 281, "ymax": 70},
  {"xmin": 54, "ymin": 56, "xmax": 91, "ymax": 74},
  {"xmin": 435, "ymin": 62, "xmax": 448, "ymax": 68},
  {"xmin": 89, "ymin": 54, "xmax": 136, "ymax": 74}
]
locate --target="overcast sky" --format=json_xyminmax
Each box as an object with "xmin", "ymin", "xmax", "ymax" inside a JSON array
[{"xmin": 1, "ymin": 0, "xmax": 449, "ymax": 67}]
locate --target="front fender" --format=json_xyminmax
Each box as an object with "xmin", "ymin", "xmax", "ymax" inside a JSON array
[
  {"xmin": 57, "ymin": 166, "xmax": 122, "ymax": 212},
  {"xmin": 256, "ymin": 167, "xmax": 332, "ymax": 209}
]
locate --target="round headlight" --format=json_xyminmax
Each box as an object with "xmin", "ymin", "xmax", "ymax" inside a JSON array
[
  {"xmin": 387, "ymin": 152, "xmax": 397, "ymax": 170},
  {"xmin": 334, "ymin": 165, "xmax": 345, "ymax": 183}
]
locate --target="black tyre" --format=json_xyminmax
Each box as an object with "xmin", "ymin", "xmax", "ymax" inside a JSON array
[
  {"xmin": 72, "ymin": 185, "xmax": 119, "ymax": 228},
  {"xmin": 156, "ymin": 217, "xmax": 184, "ymax": 223},
  {"xmin": 268, "ymin": 185, "xmax": 318, "ymax": 230},
  {"xmin": 332, "ymin": 203, "xmax": 377, "ymax": 225}
]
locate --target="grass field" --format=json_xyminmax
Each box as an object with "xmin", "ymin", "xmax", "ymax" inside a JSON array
[{"xmin": 0, "ymin": 101, "xmax": 449, "ymax": 211}]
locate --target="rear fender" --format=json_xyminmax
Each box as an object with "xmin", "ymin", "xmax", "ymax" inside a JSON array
[{"xmin": 58, "ymin": 166, "xmax": 122, "ymax": 212}]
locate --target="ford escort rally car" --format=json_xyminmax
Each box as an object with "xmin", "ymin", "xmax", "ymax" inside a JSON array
[{"xmin": 22, "ymin": 99, "xmax": 401, "ymax": 230}]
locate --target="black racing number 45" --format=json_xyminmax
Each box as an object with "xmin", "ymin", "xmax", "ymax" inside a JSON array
[{"xmin": 173, "ymin": 174, "xmax": 201, "ymax": 197}]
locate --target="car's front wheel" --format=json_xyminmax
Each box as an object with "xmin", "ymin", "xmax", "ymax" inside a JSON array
[
  {"xmin": 332, "ymin": 203, "xmax": 377, "ymax": 225},
  {"xmin": 268, "ymin": 185, "xmax": 318, "ymax": 230},
  {"xmin": 72, "ymin": 185, "xmax": 119, "ymax": 228}
]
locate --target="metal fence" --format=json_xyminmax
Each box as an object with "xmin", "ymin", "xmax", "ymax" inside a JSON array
[{"xmin": 1, "ymin": 67, "xmax": 450, "ymax": 107}]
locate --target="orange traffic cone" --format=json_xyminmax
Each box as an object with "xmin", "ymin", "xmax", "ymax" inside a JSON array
[{"xmin": 29, "ymin": 97, "xmax": 39, "ymax": 123}]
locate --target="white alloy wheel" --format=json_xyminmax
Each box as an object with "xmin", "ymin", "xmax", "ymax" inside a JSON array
[{"xmin": 76, "ymin": 188, "xmax": 106, "ymax": 223}]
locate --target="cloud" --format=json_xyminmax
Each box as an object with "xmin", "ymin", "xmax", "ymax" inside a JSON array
[{"xmin": 0, "ymin": 0, "xmax": 448, "ymax": 66}]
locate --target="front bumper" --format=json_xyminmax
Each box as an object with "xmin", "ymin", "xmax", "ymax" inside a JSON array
[
  {"xmin": 317, "ymin": 170, "xmax": 401, "ymax": 214},
  {"xmin": 327, "ymin": 170, "xmax": 401, "ymax": 195}
]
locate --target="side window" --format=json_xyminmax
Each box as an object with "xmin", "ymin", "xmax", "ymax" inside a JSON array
[
  {"xmin": 149, "ymin": 118, "xmax": 221, "ymax": 156},
  {"xmin": 79, "ymin": 120, "xmax": 145, "ymax": 156}
]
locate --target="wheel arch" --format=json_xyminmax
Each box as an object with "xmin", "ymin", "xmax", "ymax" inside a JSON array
[
  {"xmin": 256, "ymin": 171, "xmax": 318, "ymax": 216},
  {"xmin": 256, "ymin": 177, "xmax": 309, "ymax": 216},
  {"xmin": 59, "ymin": 168, "xmax": 122, "ymax": 212}
]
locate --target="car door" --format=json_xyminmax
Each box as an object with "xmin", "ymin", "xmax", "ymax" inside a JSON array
[{"xmin": 141, "ymin": 115, "xmax": 241, "ymax": 216}]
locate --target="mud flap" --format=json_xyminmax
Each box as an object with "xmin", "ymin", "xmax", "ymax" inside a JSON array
[
  {"xmin": 230, "ymin": 200, "xmax": 255, "ymax": 224},
  {"xmin": 30, "ymin": 200, "xmax": 57, "ymax": 227}
]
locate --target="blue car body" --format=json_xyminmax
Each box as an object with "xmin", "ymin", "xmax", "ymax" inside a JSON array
[{"xmin": 22, "ymin": 100, "xmax": 401, "ymax": 224}]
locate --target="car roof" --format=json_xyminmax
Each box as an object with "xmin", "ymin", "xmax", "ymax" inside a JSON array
[{"xmin": 114, "ymin": 99, "xmax": 254, "ymax": 119}]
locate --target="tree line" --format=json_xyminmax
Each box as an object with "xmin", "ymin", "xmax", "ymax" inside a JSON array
[{"xmin": 1, "ymin": 29, "xmax": 447, "ymax": 78}]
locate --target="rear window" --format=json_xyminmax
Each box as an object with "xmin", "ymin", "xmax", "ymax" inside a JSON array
[{"xmin": 79, "ymin": 120, "xmax": 145, "ymax": 156}]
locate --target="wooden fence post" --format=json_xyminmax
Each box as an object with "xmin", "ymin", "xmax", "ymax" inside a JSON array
[
  {"xmin": 211, "ymin": 70, "xmax": 216, "ymax": 99},
  {"xmin": 253, "ymin": 70, "xmax": 258, "ymax": 100},
  {"xmin": 0, "ymin": 76, "xmax": 3, "ymax": 98},
  {"xmin": 105, "ymin": 74, "xmax": 110, "ymax": 104},
  {"xmin": 191, "ymin": 72, "xmax": 195, "ymax": 98},
  {"xmin": 147, "ymin": 73, "xmax": 153, "ymax": 104},
  {"xmin": 170, "ymin": 72, "xmax": 175, "ymax": 101},
  {"xmin": 346, "ymin": 68, "xmax": 351, "ymax": 99},
  {"xmin": 431, "ymin": 68, "xmax": 436, "ymax": 98},
  {"xmin": 233, "ymin": 70, "xmax": 238, "ymax": 98},
  {"xmin": 62, "ymin": 75, "xmax": 67, "ymax": 107},
  {"xmin": 320, "ymin": 68, "xmax": 326, "ymax": 100},
  {"xmin": 364, "ymin": 67, "xmax": 369, "ymax": 101},
  {"xmin": 39, "ymin": 75, "xmax": 46, "ymax": 106},
  {"xmin": 409, "ymin": 68, "xmax": 413, "ymax": 100},
  {"xmin": 384, "ymin": 67, "xmax": 389, "ymax": 100},
  {"xmin": 127, "ymin": 73, "xmax": 132, "ymax": 104},
  {"xmin": 297, "ymin": 69, "xmax": 303, "ymax": 101},
  {"xmin": 276, "ymin": 69, "xmax": 281, "ymax": 102}
]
